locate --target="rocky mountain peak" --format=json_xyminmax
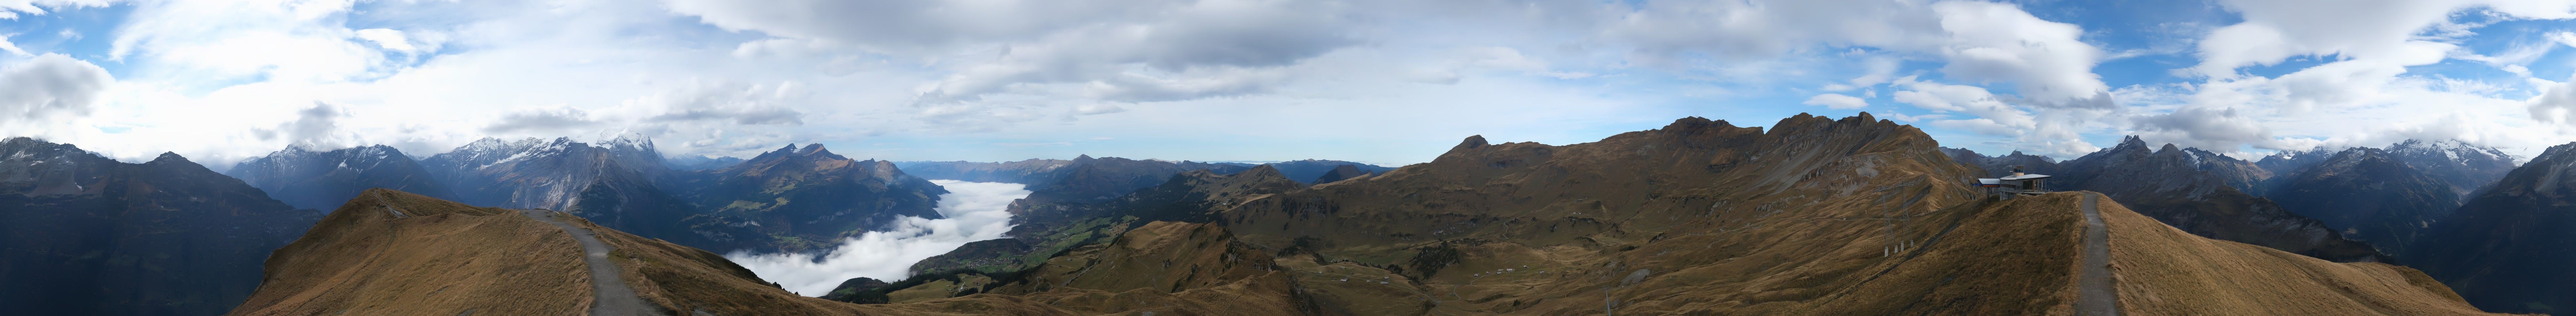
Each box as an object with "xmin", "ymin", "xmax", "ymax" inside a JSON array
[
  {"xmin": 149, "ymin": 152, "xmax": 191, "ymax": 164},
  {"xmin": 2116, "ymin": 135, "xmax": 2149, "ymax": 150},
  {"xmin": 1454, "ymin": 135, "xmax": 1488, "ymax": 150},
  {"xmin": 1236, "ymin": 164, "xmax": 1286, "ymax": 179}
]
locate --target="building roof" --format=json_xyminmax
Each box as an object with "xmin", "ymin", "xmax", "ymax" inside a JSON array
[{"xmin": 2000, "ymin": 174, "xmax": 2052, "ymax": 181}]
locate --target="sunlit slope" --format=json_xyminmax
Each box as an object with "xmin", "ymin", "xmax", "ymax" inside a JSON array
[{"xmin": 227, "ymin": 189, "xmax": 882, "ymax": 316}]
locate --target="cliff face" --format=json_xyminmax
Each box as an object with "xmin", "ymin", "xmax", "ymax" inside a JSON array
[
  {"xmin": 0, "ymin": 137, "xmax": 321, "ymax": 316},
  {"xmin": 2266, "ymin": 148, "xmax": 2459, "ymax": 256},
  {"xmin": 2046, "ymin": 136, "xmax": 2388, "ymax": 262},
  {"xmin": 2411, "ymin": 142, "xmax": 2576, "ymax": 314},
  {"xmin": 664, "ymin": 144, "xmax": 949, "ymax": 254},
  {"xmin": 226, "ymin": 144, "xmax": 455, "ymax": 211}
]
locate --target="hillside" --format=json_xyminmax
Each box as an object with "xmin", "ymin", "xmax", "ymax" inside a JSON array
[
  {"xmin": 662, "ymin": 144, "xmax": 949, "ymax": 254},
  {"xmin": 230, "ymin": 189, "xmax": 1313, "ymax": 316},
  {"xmin": 1263, "ymin": 159, "xmax": 1398, "ymax": 184},
  {"xmin": 0, "ymin": 137, "xmax": 322, "ymax": 316},
  {"xmin": 861, "ymin": 114, "xmax": 2507, "ymax": 315},
  {"xmin": 2266, "ymin": 148, "xmax": 2459, "ymax": 256},
  {"xmin": 2412, "ymin": 142, "xmax": 2576, "ymax": 314},
  {"xmin": 2046, "ymin": 137, "xmax": 2387, "ymax": 262},
  {"xmin": 892, "ymin": 159, "xmax": 1074, "ymax": 184},
  {"xmin": 417, "ymin": 136, "xmax": 700, "ymax": 247}
]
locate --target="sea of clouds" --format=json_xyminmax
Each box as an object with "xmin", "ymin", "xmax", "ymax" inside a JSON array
[{"xmin": 725, "ymin": 180, "xmax": 1031, "ymax": 296}]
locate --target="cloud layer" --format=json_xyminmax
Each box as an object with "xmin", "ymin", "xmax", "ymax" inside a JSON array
[
  {"xmin": 0, "ymin": 0, "xmax": 2573, "ymax": 165},
  {"xmin": 725, "ymin": 180, "xmax": 1030, "ymax": 296}
]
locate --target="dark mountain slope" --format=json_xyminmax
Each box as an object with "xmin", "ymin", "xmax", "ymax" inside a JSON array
[
  {"xmin": 904, "ymin": 165, "xmax": 1307, "ymax": 275},
  {"xmin": 0, "ymin": 137, "xmax": 321, "ymax": 316},
  {"xmin": 1263, "ymin": 159, "xmax": 1396, "ymax": 184},
  {"xmin": 892, "ymin": 159, "xmax": 1074, "ymax": 184},
  {"xmin": 2049, "ymin": 136, "xmax": 2387, "ymax": 262},
  {"xmin": 2267, "ymin": 148, "xmax": 2459, "ymax": 256},
  {"xmin": 2411, "ymin": 142, "xmax": 2576, "ymax": 314},
  {"xmin": 1941, "ymin": 147, "xmax": 2062, "ymax": 178},
  {"xmin": 226, "ymin": 145, "xmax": 455, "ymax": 211},
  {"xmin": 417, "ymin": 136, "xmax": 699, "ymax": 244},
  {"xmin": 1312, "ymin": 164, "xmax": 1375, "ymax": 184},
  {"xmin": 2385, "ymin": 139, "xmax": 2520, "ymax": 198},
  {"xmin": 663, "ymin": 144, "xmax": 948, "ymax": 254}
]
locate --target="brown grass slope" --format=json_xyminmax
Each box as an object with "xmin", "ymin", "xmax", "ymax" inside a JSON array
[
  {"xmin": 2088, "ymin": 191, "xmax": 2511, "ymax": 316},
  {"xmin": 229, "ymin": 188, "xmax": 1304, "ymax": 316},
  {"xmin": 227, "ymin": 189, "xmax": 876, "ymax": 316}
]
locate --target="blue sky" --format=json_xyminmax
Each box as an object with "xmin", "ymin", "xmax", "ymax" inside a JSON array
[{"xmin": 3, "ymin": 0, "xmax": 2576, "ymax": 168}]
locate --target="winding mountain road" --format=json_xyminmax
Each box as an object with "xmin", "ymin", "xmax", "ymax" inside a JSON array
[
  {"xmin": 521, "ymin": 209, "xmax": 661, "ymax": 316},
  {"xmin": 2078, "ymin": 193, "xmax": 2123, "ymax": 316}
]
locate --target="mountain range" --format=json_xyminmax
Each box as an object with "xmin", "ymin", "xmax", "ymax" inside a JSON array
[
  {"xmin": 2411, "ymin": 142, "xmax": 2576, "ymax": 314},
  {"xmin": 6, "ymin": 113, "xmax": 2565, "ymax": 315},
  {"xmin": 0, "ymin": 137, "xmax": 320, "ymax": 316}
]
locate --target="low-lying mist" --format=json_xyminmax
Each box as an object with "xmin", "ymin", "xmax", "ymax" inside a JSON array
[{"xmin": 725, "ymin": 180, "xmax": 1030, "ymax": 296}]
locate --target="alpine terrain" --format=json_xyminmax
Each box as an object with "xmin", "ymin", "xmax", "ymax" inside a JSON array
[{"xmin": 0, "ymin": 137, "xmax": 322, "ymax": 316}]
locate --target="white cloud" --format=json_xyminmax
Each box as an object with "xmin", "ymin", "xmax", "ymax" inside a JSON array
[
  {"xmin": 0, "ymin": 33, "xmax": 28, "ymax": 56},
  {"xmin": 728, "ymin": 180, "xmax": 1030, "ymax": 296},
  {"xmin": 0, "ymin": 54, "xmax": 112, "ymax": 132},
  {"xmin": 483, "ymin": 106, "xmax": 603, "ymax": 134},
  {"xmin": 2532, "ymin": 76, "xmax": 2576, "ymax": 124},
  {"xmin": 1608, "ymin": 0, "xmax": 2109, "ymax": 102},
  {"xmin": 1927, "ymin": 1, "xmax": 2111, "ymax": 103},
  {"xmin": 353, "ymin": 28, "xmax": 416, "ymax": 52},
  {"xmin": 109, "ymin": 0, "xmax": 391, "ymax": 84},
  {"xmin": 1803, "ymin": 93, "xmax": 1869, "ymax": 109},
  {"xmin": 0, "ymin": 0, "xmax": 112, "ymax": 19}
]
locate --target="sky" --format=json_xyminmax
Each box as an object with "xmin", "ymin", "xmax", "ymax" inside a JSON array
[{"xmin": 5, "ymin": 0, "xmax": 2576, "ymax": 168}]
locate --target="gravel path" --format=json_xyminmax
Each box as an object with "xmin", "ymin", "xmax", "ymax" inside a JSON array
[
  {"xmin": 521, "ymin": 209, "xmax": 661, "ymax": 316},
  {"xmin": 2078, "ymin": 193, "xmax": 2123, "ymax": 316}
]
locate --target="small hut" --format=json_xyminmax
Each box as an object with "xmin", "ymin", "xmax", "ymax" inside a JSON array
[{"xmin": 1975, "ymin": 165, "xmax": 2051, "ymax": 197}]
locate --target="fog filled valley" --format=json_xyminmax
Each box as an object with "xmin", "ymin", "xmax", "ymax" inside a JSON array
[{"xmin": 726, "ymin": 180, "xmax": 1031, "ymax": 296}]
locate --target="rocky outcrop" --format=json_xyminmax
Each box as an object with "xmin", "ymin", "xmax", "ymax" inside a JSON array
[
  {"xmin": 2410, "ymin": 142, "xmax": 2576, "ymax": 314},
  {"xmin": 226, "ymin": 145, "xmax": 455, "ymax": 211},
  {"xmin": 0, "ymin": 137, "xmax": 321, "ymax": 316},
  {"xmin": 2049, "ymin": 136, "xmax": 2387, "ymax": 263},
  {"xmin": 663, "ymin": 144, "xmax": 949, "ymax": 254},
  {"xmin": 2266, "ymin": 148, "xmax": 2459, "ymax": 256}
]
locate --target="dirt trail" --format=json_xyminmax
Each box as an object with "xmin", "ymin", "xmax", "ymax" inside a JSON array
[
  {"xmin": 2078, "ymin": 193, "xmax": 2122, "ymax": 316},
  {"xmin": 520, "ymin": 209, "xmax": 661, "ymax": 316}
]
